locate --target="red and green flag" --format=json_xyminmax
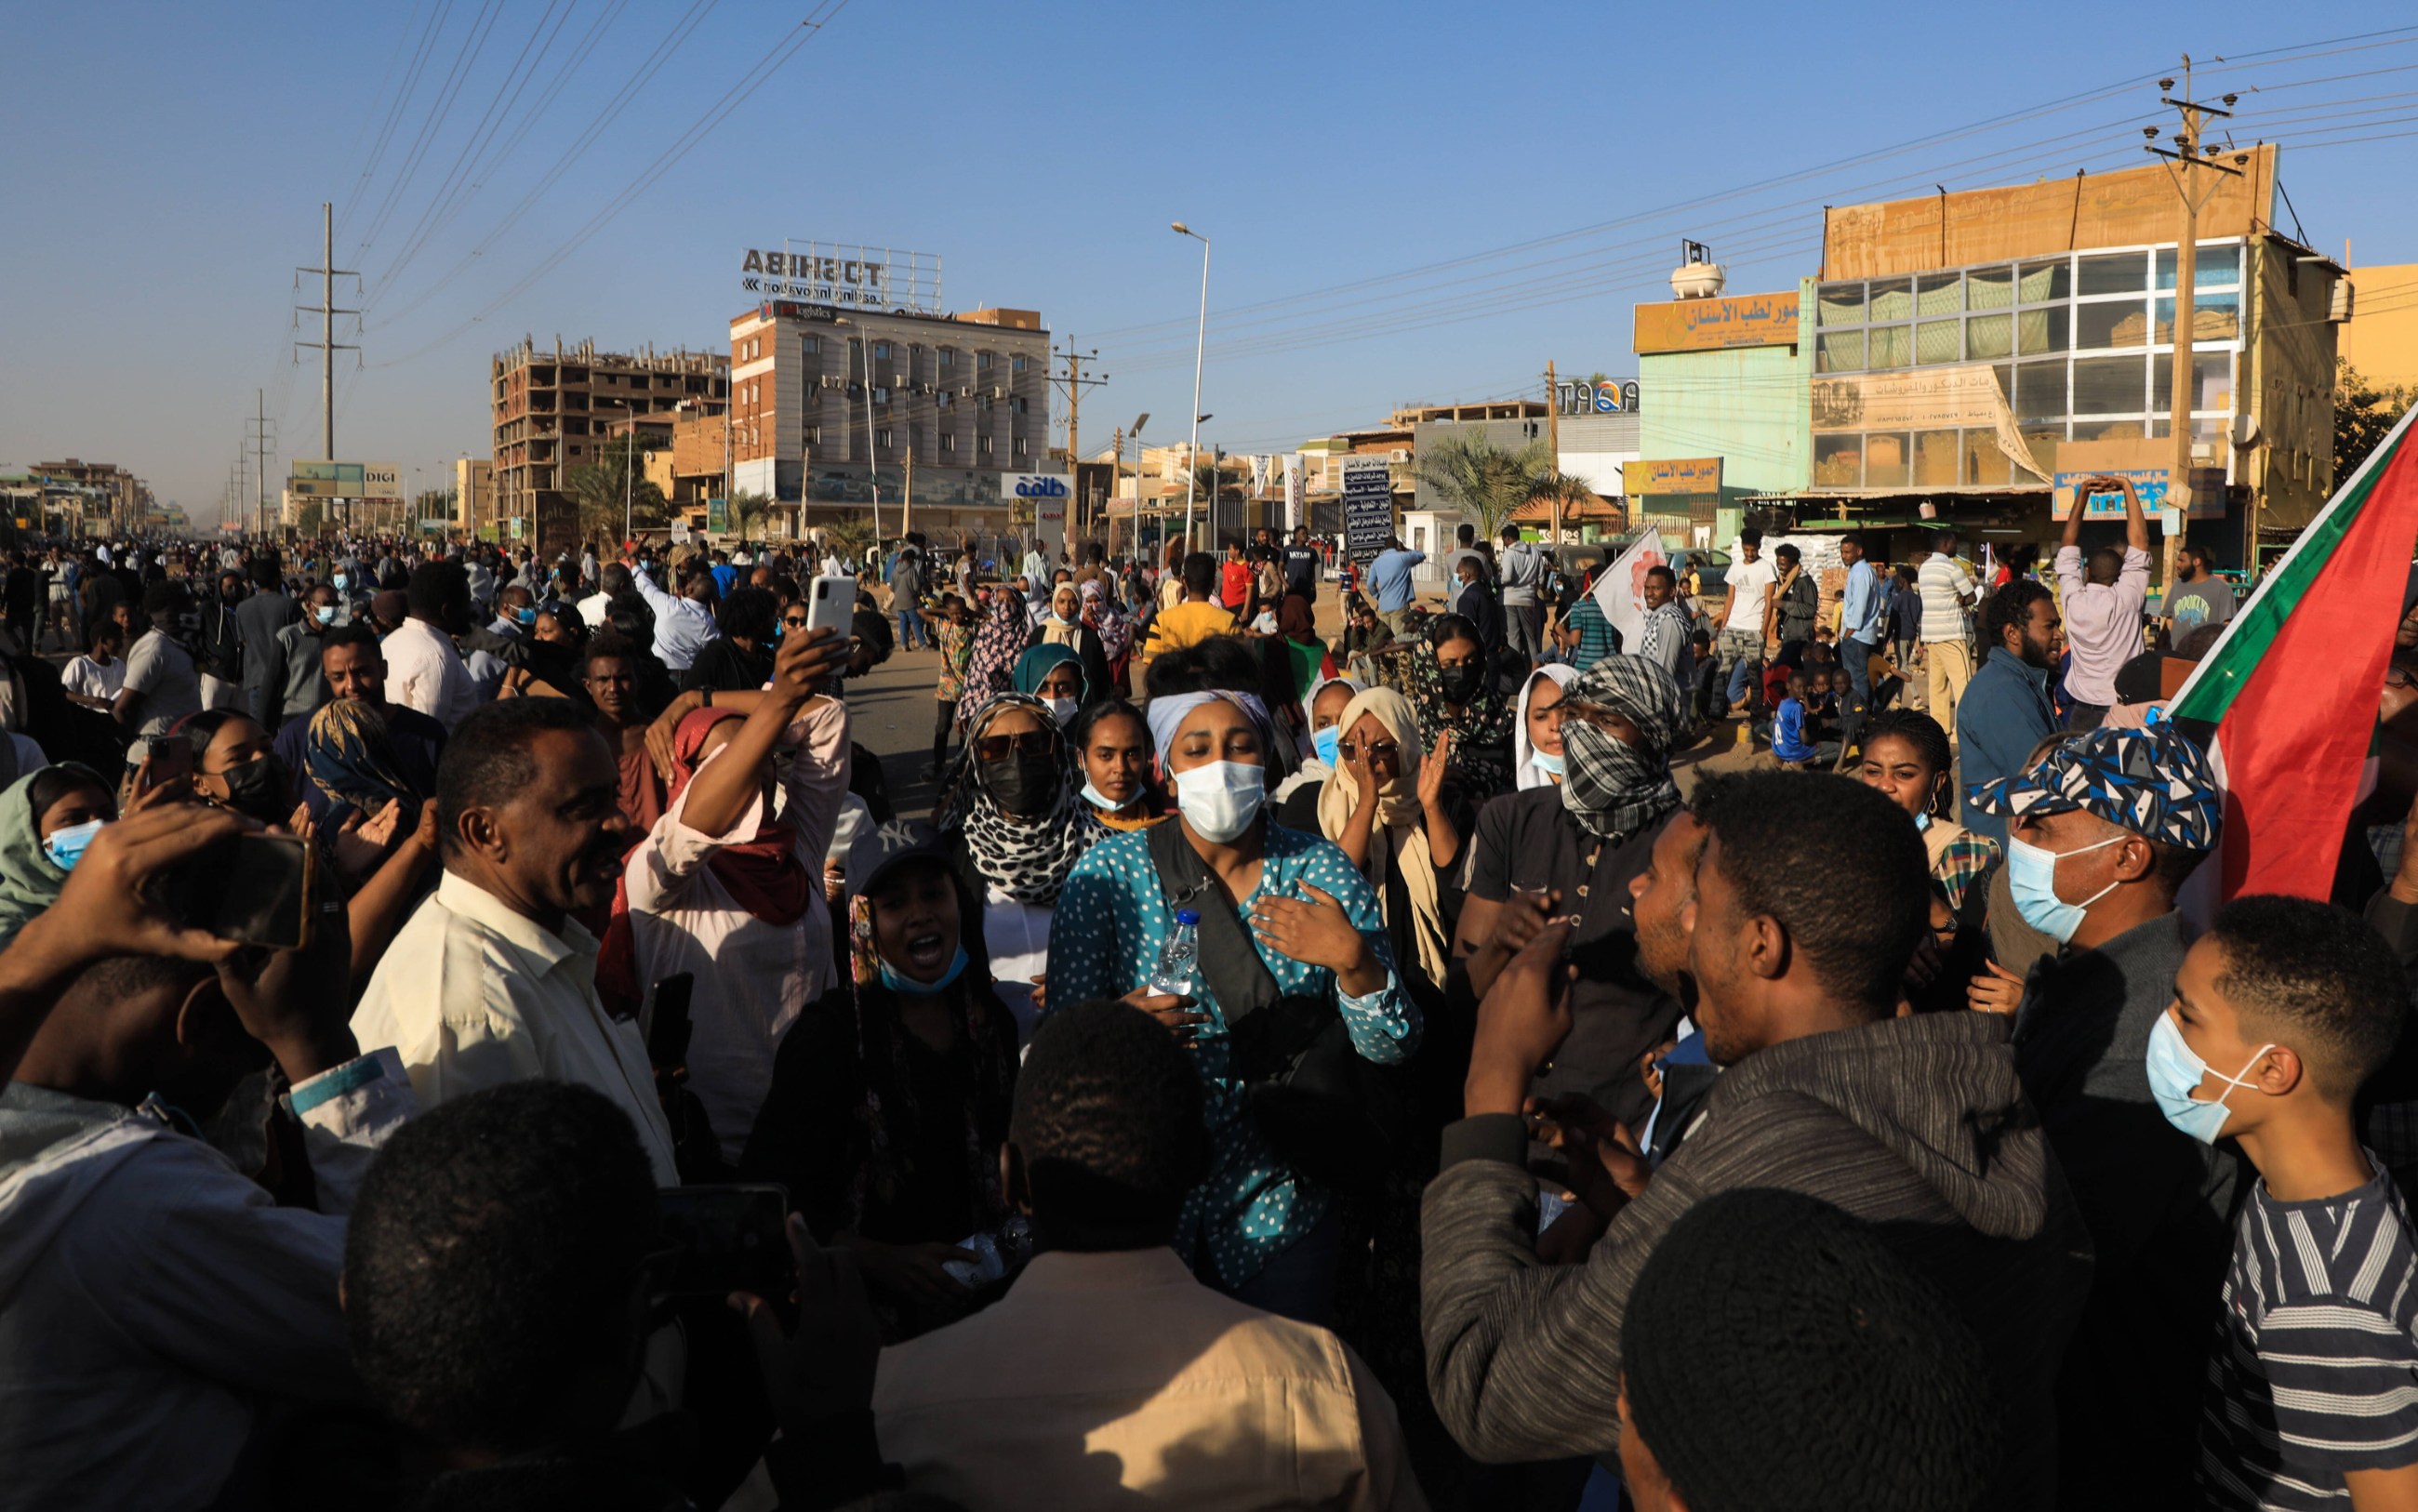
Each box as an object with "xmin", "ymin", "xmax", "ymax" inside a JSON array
[{"xmin": 2170, "ymin": 405, "xmax": 2418, "ymax": 902}]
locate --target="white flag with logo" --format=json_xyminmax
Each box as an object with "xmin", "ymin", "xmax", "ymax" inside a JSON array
[{"xmin": 1590, "ymin": 527, "xmax": 1667, "ymax": 653}]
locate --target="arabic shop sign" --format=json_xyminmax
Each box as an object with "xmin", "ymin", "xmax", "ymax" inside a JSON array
[
  {"xmin": 1621, "ymin": 457, "xmax": 1723, "ymax": 496},
  {"xmin": 1633, "ymin": 291, "xmax": 1801, "ymax": 354}
]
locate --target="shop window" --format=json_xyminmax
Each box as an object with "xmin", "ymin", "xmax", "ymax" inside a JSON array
[
  {"xmin": 1962, "ymin": 429, "xmax": 2015, "ymax": 486},
  {"xmin": 1867, "ymin": 325, "xmax": 1912, "ymax": 369},
  {"xmin": 2152, "ymin": 351, "xmax": 2237, "ymax": 414},
  {"xmin": 1916, "ymin": 273, "xmax": 1962, "ymax": 317},
  {"xmin": 2015, "ymin": 305, "xmax": 2068, "ymax": 355},
  {"xmin": 2020, "ymin": 424, "xmax": 2066, "ymax": 476},
  {"xmin": 1968, "ymin": 265, "xmax": 2015, "ymax": 311},
  {"xmin": 2076, "ymin": 300, "xmax": 2150, "ymax": 350},
  {"xmin": 1863, "ymin": 432, "xmax": 1912, "ymax": 489},
  {"xmin": 2078, "ymin": 252, "xmax": 2147, "ymax": 297},
  {"xmin": 1915, "ymin": 429, "xmax": 1960, "ymax": 485},
  {"xmin": 2016, "ymin": 259, "xmax": 2071, "ymax": 303},
  {"xmin": 2153, "ymin": 290, "xmax": 2240, "ymax": 344},
  {"xmin": 2072, "ymin": 354, "xmax": 2148, "ymax": 415},
  {"xmin": 1817, "ymin": 282, "xmax": 1866, "ymax": 326},
  {"xmin": 1967, "ymin": 313, "xmax": 2013, "ymax": 361},
  {"xmin": 1817, "ymin": 330, "xmax": 1866, "ymax": 373},
  {"xmin": 1867, "ymin": 278, "xmax": 1913, "ymax": 323},
  {"xmin": 2013, "ymin": 363, "xmax": 2066, "ymax": 423},
  {"xmin": 1916, "ymin": 320, "xmax": 1961, "ymax": 365},
  {"xmin": 1813, "ymin": 433, "xmax": 1864, "ymax": 488},
  {"xmin": 2156, "ymin": 245, "xmax": 2241, "ymax": 290}
]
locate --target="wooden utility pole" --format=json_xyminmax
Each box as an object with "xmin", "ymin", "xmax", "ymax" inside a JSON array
[
  {"xmin": 1049, "ymin": 343, "xmax": 1108, "ymax": 537},
  {"xmin": 1544, "ymin": 361, "xmax": 1563, "ymax": 544},
  {"xmin": 2146, "ymin": 59, "xmax": 2243, "ymax": 587}
]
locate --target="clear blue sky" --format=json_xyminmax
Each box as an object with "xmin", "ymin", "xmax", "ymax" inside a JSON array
[{"xmin": 4, "ymin": 1, "xmax": 2412, "ymax": 520}]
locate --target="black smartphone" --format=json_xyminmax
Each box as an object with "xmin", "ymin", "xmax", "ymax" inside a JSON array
[
  {"xmin": 160, "ymin": 832, "xmax": 313, "ymax": 949},
  {"xmin": 653, "ymin": 1184, "xmax": 792, "ymax": 1299},
  {"xmin": 647, "ymin": 972, "xmax": 695, "ymax": 1072}
]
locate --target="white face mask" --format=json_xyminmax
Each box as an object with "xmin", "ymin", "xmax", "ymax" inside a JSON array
[
  {"xmin": 1172, "ymin": 760, "xmax": 1265, "ymax": 842},
  {"xmin": 1045, "ymin": 696, "xmax": 1078, "ymax": 727}
]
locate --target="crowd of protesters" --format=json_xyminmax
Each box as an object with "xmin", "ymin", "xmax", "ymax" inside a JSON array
[{"xmin": 0, "ymin": 494, "xmax": 2411, "ymax": 1512}]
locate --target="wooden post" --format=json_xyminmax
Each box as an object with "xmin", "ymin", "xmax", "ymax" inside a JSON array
[{"xmin": 1545, "ymin": 361, "xmax": 1562, "ymax": 544}]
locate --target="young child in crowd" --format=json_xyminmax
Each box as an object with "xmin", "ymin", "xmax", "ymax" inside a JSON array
[
  {"xmin": 2164, "ymin": 895, "xmax": 2418, "ymax": 1506},
  {"xmin": 927, "ymin": 592, "xmax": 975, "ymax": 779},
  {"xmin": 1688, "ymin": 629, "xmax": 1724, "ymax": 727},
  {"xmin": 1771, "ymin": 670, "xmax": 1817, "ymax": 769},
  {"xmin": 60, "ymin": 617, "xmax": 126, "ymax": 709}
]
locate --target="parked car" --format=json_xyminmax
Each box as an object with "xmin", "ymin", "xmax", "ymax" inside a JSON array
[{"xmin": 1549, "ymin": 537, "xmax": 1733, "ymax": 595}]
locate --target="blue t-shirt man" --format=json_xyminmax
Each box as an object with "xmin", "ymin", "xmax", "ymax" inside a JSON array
[
  {"xmin": 1368, "ymin": 546, "xmax": 1425, "ymax": 614},
  {"xmin": 710, "ymin": 560, "xmax": 739, "ymax": 598}
]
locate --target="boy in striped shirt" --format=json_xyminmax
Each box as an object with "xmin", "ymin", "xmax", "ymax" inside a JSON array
[{"xmin": 2162, "ymin": 895, "xmax": 2418, "ymax": 1509}]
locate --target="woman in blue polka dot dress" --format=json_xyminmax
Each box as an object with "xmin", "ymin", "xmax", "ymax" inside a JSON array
[{"xmin": 1046, "ymin": 687, "xmax": 1420, "ymax": 1323}]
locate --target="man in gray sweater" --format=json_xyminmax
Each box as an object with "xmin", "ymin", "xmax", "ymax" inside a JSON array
[{"xmin": 1421, "ymin": 772, "xmax": 2091, "ymax": 1508}]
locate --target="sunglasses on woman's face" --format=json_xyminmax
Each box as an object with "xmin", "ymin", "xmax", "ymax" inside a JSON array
[
  {"xmin": 975, "ymin": 730, "xmax": 1055, "ymax": 762},
  {"xmin": 1337, "ymin": 738, "xmax": 1399, "ymax": 761},
  {"xmin": 781, "ymin": 613, "xmax": 811, "ymax": 630}
]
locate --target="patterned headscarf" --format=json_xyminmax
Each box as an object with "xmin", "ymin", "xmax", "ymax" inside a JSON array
[
  {"xmin": 1406, "ymin": 631, "xmax": 1515, "ymax": 796},
  {"xmin": 957, "ymin": 588, "xmax": 1029, "ymax": 732},
  {"xmin": 306, "ymin": 698, "xmax": 424, "ymax": 828},
  {"xmin": 1078, "ymin": 579, "xmax": 1132, "ymax": 660},
  {"xmin": 1558, "ymin": 656, "xmax": 1686, "ymax": 843},
  {"xmin": 950, "ymin": 693, "xmax": 1097, "ymax": 905},
  {"xmin": 1314, "ymin": 686, "xmax": 1451, "ymax": 984}
]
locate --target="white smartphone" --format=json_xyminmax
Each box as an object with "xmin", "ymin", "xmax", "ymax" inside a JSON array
[{"xmin": 804, "ymin": 574, "xmax": 855, "ymax": 640}]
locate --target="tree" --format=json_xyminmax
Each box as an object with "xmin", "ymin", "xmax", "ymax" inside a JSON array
[
  {"xmin": 730, "ymin": 489, "xmax": 770, "ymax": 541},
  {"xmin": 411, "ymin": 486, "xmax": 458, "ymax": 520},
  {"xmin": 2338, "ymin": 358, "xmax": 2415, "ymax": 488},
  {"xmin": 1415, "ymin": 432, "xmax": 1555, "ymax": 540},
  {"xmin": 820, "ymin": 515, "xmax": 878, "ymax": 565},
  {"xmin": 1525, "ymin": 470, "xmax": 1609, "ymax": 538},
  {"xmin": 567, "ymin": 433, "xmax": 666, "ymax": 548}
]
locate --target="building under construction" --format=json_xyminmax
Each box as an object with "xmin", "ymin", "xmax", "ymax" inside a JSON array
[{"xmin": 489, "ymin": 338, "xmax": 728, "ymax": 551}]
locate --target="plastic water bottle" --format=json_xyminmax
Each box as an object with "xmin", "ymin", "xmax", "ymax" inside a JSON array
[{"xmin": 1149, "ymin": 909, "xmax": 1202, "ymax": 998}]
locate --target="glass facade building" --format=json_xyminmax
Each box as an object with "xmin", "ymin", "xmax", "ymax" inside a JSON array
[{"xmin": 1809, "ymin": 241, "xmax": 2243, "ymax": 491}]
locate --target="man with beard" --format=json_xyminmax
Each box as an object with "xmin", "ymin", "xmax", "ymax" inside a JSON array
[
  {"xmin": 272, "ymin": 624, "xmax": 448, "ymax": 826},
  {"xmin": 1957, "ymin": 580, "xmax": 2061, "ymax": 845},
  {"xmin": 1420, "ymin": 772, "xmax": 2092, "ymax": 1508},
  {"xmin": 351, "ymin": 698, "xmax": 674, "ymax": 1185}
]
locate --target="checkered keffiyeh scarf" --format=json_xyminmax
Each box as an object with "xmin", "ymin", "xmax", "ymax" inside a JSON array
[{"xmin": 1558, "ymin": 656, "xmax": 1686, "ymax": 843}]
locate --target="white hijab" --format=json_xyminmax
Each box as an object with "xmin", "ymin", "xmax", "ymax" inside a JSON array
[{"xmin": 1512, "ymin": 664, "xmax": 1580, "ymax": 789}]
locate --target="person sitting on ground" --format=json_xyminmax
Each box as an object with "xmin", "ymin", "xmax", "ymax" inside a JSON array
[
  {"xmin": 344, "ymin": 1080, "xmax": 896, "ymax": 1511},
  {"xmin": 2160, "ymin": 895, "xmax": 2418, "ymax": 1508},
  {"xmin": 874, "ymin": 998, "xmax": 1423, "ymax": 1510},
  {"xmin": 0, "ymin": 803, "xmax": 413, "ymax": 1512},
  {"xmin": 1770, "ymin": 670, "xmax": 1816, "ymax": 769},
  {"xmin": 1619, "ymin": 1187, "xmax": 2000, "ymax": 1512},
  {"xmin": 1422, "ymin": 771, "xmax": 2091, "ymax": 1504}
]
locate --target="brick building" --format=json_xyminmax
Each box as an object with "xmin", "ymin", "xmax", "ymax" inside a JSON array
[{"xmin": 489, "ymin": 338, "xmax": 727, "ymax": 550}]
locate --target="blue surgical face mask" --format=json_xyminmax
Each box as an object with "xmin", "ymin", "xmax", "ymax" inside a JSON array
[
  {"xmin": 1312, "ymin": 726, "xmax": 1341, "ymax": 767},
  {"xmin": 43, "ymin": 817, "xmax": 104, "ymax": 872},
  {"xmin": 1533, "ymin": 749, "xmax": 1565, "ymax": 777},
  {"xmin": 879, "ymin": 944, "xmax": 968, "ymax": 997},
  {"xmin": 313, "ymin": 605, "xmax": 338, "ymax": 626},
  {"xmin": 2146, "ymin": 1012, "xmax": 2273, "ymax": 1144},
  {"xmin": 333, "ymin": 574, "xmax": 349, "ymax": 591},
  {"xmin": 1080, "ymin": 777, "xmax": 1128, "ymax": 812},
  {"xmin": 2005, "ymin": 831, "xmax": 2125, "ymax": 943},
  {"xmin": 514, "ymin": 607, "xmax": 537, "ymax": 628},
  {"xmin": 1914, "ymin": 809, "xmax": 1933, "ymax": 832}
]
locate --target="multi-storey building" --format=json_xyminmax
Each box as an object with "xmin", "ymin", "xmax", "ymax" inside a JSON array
[
  {"xmin": 489, "ymin": 338, "xmax": 727, "ymax": 550},
  {"xmin": 726, "ymin": 301, "xmax": 1056, "ymax": 541},
  {"xmin": 32, "ymin": 458, "xmax": 151, "ymax": 536},
  {"xmin": 452, "ymin": 458, "xmax": 492, "ymax": 536}
]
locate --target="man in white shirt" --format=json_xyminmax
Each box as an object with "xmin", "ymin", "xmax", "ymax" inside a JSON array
[
  {"xmin": 1718, "ymin": 527, "xmax": 1779, "ymax": 714},
  {"xmin": 579, "ymin": 562, "xmax": 631, "ymax": 630},
  {"xmin": 877, "ymin": 998, "xmax": 1422, "ymax": 1510},
  {"xmin": 112, "ymin": 580, "xmax": 204, "ymax": 741},
  {"xmin": 1916, "ymin": 529, "xmax": 1980, "ymax": 740},
  {"xmin": 628, "ymin": 556, "xmax": 721, "ymax": 673},
  {"xmin": 382, "ymin": 560, "xmax": 479, "ymax": 732},
  {"xmin": 352, "ymin": 697, "xmax": 677, "ymax": 1185}
]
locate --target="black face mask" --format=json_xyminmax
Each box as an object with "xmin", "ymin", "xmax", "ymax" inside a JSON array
[
  {"xmin": 218, "ymin": 755, "xmax": 291, "ymax": 823},
  {"xmin": 981, "ymin": 751, "xmax": 1060, "ymax": 818},
  {"xmin": 1437, "ymin": 663, "xmax": 1484, "ymax": 705}
]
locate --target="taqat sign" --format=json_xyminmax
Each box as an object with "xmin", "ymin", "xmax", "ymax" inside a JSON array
[
  {"xmin": 1001, "ymin": 472, "xmax": 1070, "ymax": 500},
  {"xmin": 739, "ymin": 243, "xmax": 943, "ymax": 316}
]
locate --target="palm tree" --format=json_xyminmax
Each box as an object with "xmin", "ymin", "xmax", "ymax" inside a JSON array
[
  {"xmin": 821, "ymin": 515, "xmax": 878, "ymax": 566},
  {"xmin": 730, "ymin": 489, "xmax": 771, "ymax": 543},
  {"xmin": 1415, "ymin": 432, "xmax": 1553, "ymax": 540},
  {"xmin": 1526, "ymin": 470, "xmax": 1607, "ymax": 540},
  {"xmin": 568, "ymin": 435, "xmax": 667, "ymax": 549}
]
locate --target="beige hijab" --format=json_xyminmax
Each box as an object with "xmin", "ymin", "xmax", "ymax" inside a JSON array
[
  {"xmin": 1041, "ymin": 585, "xmax": 1083, "ymax": 648},
  {"xmin": 1314, "ymin": 686, "xmax": 1449, "ymax": 985}
]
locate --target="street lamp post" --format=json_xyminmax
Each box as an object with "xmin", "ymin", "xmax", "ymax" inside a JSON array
[
  {"xmin": 1127, "ymin": 412, "xmax": 1149, "ymax": 563},
  {"xmin": 1173, "ymin": 222, "xmax": 1209, "ymax": 554}
]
